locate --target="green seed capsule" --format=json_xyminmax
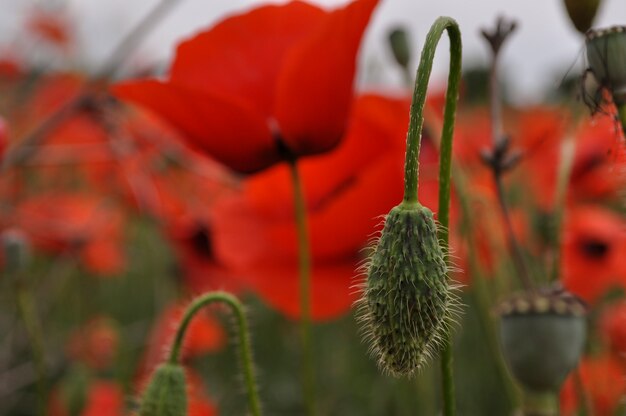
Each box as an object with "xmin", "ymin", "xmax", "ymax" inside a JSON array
[
  {"xmin": 586, "ymin": 26, "xmax": 626, "ymax": 104},
  {"xmin": 139, "ymin": 363, "xmax": 187, "ymax": 416},
  {"xmin": 357, "ymin": 202, "xmax": 454, "ymax": 377}
]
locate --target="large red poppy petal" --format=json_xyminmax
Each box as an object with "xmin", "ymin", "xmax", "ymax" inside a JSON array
[
  {"xmin": 274, "ymin": 0, "xmax": 379, "ymax": 155},
  {"xmin": 170, "ymin": 1, "xmax": 326, "ymax": 116},
  {"xmin": 247, "ymin": 261, "xmax": 357, "ymax": 321},
  {"xmin": 113, "ymin": 80, "xmax": 277, "ymax": 173}
]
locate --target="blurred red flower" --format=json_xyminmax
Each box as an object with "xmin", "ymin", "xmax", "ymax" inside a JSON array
[
  {"xmin": 48, "ymin": 380, "xmax": 124, "ymax": 416},
  {"xmin": 26, "ymin": 9, "xmax": 72, "ymax": 50},
  {"xmin": 114, "ymin": 0, "xmax": 378, "ymax": 173},
  {"xmin": 66, "ymin": 316, "xmax": 119, "ymax": 370},
  {"xmin": 561, "ymin": 206, "xmax": 626, "ymax": 303},
  {"xmin": 560, "ymin": 356, "xmax": 626, "ymax": 416},
  {"xmin": 211, "ymin": 94, "xmax": 440, "ymax": 320},
  {"xmin": 600, "ymin": 301, "xmax": 626, "ymax": 357},
  {"xmin": 6, "ymin": 193, "xmax": 126, "ymax": 276},
  {"xmin": 518, "ymin": 110, "xmax": 624, "ymax": 208}
]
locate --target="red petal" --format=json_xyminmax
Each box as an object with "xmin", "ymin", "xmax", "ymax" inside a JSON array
[
  {"xmin": 274, "ymin": 0, "xmax": 379, "ymax": 155},
  {"xmin": 113, "ymin": 80, "xmax": 277, "ymax": 173},
  {"xmin": 170, "ymin": 1, "xmax": 326, "ymax": 117},
  {"xmin": 211, "ymin": 94, "xmax": 441, "ymax": 320}
]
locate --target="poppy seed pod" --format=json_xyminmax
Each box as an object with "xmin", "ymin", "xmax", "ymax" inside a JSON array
[
  {"xmin": 357, "ymin": 203, "xmax": 455, "ymax": 377},
  {"xmin": 498, "ymin": 289, "xmax": 586, "ymax": 393},
  {"xmin": 139, "ymin": 363, "xmax": 187, "ymax": 416},
  {"xmin": 586, "ymin": 26, "xmax": 626, "ymax": 105}
]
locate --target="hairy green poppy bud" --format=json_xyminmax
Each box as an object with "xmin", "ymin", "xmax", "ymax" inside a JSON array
[
  {"xmin": 586, "ymin": 26, "xmax": 626, "ymax": 105},
  {"xmin": 357, "ymin": 203, "xmax": 455, "ymax": 377},
  {"xmin": 388, "ymin": 27, "xmax": 411, "ymax": 69},
  {"xmin": 139, "ymin": 363, "xmax": 187, "ymax": 416},
  {"xmin": 498, "ymin": 289, "xmax": 586, "ymax": 393},
  {"xmin": 563, "ymin": 0, "xmax": 602, "ymax": 34}
]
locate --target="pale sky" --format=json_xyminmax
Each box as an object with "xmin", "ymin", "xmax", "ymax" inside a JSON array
[{"xmin": 1, "ymin": 0, "xmax": 626, "ymax": 103}]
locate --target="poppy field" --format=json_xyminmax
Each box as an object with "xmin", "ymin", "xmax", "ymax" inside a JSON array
[{"xmin": 1, "ymin": 0, "xmax": 626, "ymax": 415}]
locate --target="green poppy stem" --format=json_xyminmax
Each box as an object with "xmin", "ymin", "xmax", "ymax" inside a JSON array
[
  {"xmin": 168, "ymin": 291, "xmax": 262, "ymax": 416},
  {"xmin": 16, "ymin": 283, "xmax": 47, "ymax": 416},
  {"xmin": 549, "ymin": 132, "xmax": 576, "ymax": 283},
  {"xmin": 403, "ymin": 16, "xmax": 462, "ymax": 416},
  {"xmin": 521, "ymin": 389, "xmax": 558, "ymax": 416},
  {"xmin": 288, "ymin": 159, "xmax": 316, "ymax": 416}
]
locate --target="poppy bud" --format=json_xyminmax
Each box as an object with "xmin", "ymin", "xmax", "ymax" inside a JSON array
[
  {"xmin": 357, "ymin": 203, "xmax": 455, "ymax": 377},
  {"xmin": 498, "ymin": 289, "xmax": 586, "ymax": 393},
  {"xmin": 563, "ymin": 0, "xmax": 602, "ymax": 34},
  {"xmin": 586, "ymin": 26, "xmax": 626, "ymax": 105},
  {"xmin": 139, "ymin": 363, "xmax": 187, "ymax": 416},
  {"xmin": 1, "ymin": 229, "xmax": 30, "ymax": 276},
  {"xmin": 388, "ymin": 27, "xmax": 411, "ymax": 69}
]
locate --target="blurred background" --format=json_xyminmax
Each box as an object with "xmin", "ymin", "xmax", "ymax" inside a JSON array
[
  {"xmin": 0, "ymin": 0, "xmax": 626, "ymax": 101},
  {"xmin": 0, "ymin": 0, "xmax": 625, "ymax": 415}
]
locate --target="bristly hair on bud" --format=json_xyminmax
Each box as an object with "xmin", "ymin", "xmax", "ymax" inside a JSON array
[
  {"xmin": 354, "ymin": 16, "xmax": 463, "ymax": 385},
  {"xmin": 355, "ymin": 202, "xmax": 458, "ymax": 377},
  {"xmin": 139, "ymin": 363, "xmax": 187, "ymax": 416}
]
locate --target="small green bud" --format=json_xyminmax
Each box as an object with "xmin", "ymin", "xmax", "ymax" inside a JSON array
[
  {"xmin": 1, "ymin": 229, "xmax": 30, "ymax": 275},
  {"xmin": 498, "ymin": 289, "xmax": 586, "ymax": 393},
  {"xmin": 586, "ymin": 26, "xmax": 626, "ymax": 105},
  {"xmin": 388, "ymin": 27, "xmax": 411, "ymax": 69},
  {"xmin": 139, "ymin": 363, "xmax": 187, "ymax": 416},
  {"xmin": 357, "ymin": 203, "xmax": 455, "ymax": 377},
  {"xmin": 563, "ymin": 0, "xmax": 602, "ymax": 34}
]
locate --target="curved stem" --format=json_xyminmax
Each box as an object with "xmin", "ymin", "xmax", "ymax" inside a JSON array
[
  {"xmin": 403, "ymin": 17, "xmax": 462, "ymax": 208},
  {"xmin": 287, "ymin": 159, "xmax": 316, "ymax": 416},
  {"xmin": 168, "ymin": 291, "xmax": 262, "ymax": 416},
  {"xmin": 402, "ymin": 16, "xmax": 462, "ymax": 416}
]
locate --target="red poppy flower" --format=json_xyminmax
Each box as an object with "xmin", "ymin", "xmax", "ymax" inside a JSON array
[
  {"xmin": 561, "ymin": 206, "xmax": 626, "ymax": 303},
  {"xmin": 560, "ymin": 355, "xmax": 626, "ymax": 416},
  {"xmin": 185, "ymin": 370, "xmax": 218, "ymax": 416},
  {"xmin": 26, "ymin": 8, "xmax": 72, "ymax": 50},
  {"xmin": 518, "ymin": 110, "xmax": 624, "ymax": 208},
  {"xmin": 66, "ymin": 316, "xmax": 119, "ymax": 370},
  {"xmin": 114, "ymin": 0, "xmax": 379, "ymax": 173},
  {"xmin": 6, "ymin": 193, "xmax": 126, "ymax": 276},
  {"xmin": 600, "ymin": 301, "xmax": 626, "ymax": 357},
  {"xmin": 0, "ymin": 54, "xmax": 21, "ymax": 79},
  {"xmin": 48, "ymin": 380, "xmax": 124, "ymax": 416},
  {"xmin": 169, "ymin": 222, "xmax": 244, "ymax": 295},
  {"xmin": 211, "ymin": 94, "xmax": 440, "ymax": 320}
]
